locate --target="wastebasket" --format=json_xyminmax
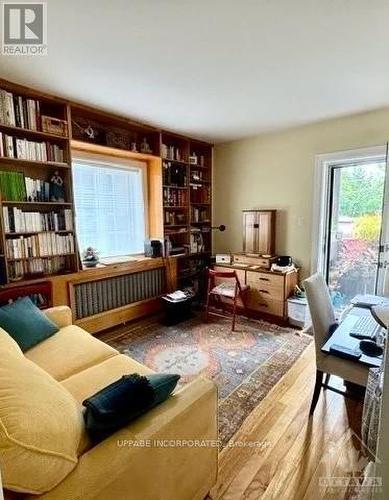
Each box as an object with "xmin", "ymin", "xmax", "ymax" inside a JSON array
[{"xmin": 162, "ymin": 294, "xmax": 193, "ymax": 325}]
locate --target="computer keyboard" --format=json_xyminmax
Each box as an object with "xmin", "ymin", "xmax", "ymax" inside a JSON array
[{"xmin": 350, "ymin": 316, "xmax": 381, "ymax": 340}]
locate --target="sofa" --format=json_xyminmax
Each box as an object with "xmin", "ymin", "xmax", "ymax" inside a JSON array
[{"xmin": 0, "ymin": 306, "xmax": 218, "ymax": 500}]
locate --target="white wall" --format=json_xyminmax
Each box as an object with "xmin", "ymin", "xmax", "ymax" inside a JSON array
[{"xmin": 213, "ymin": 107, "xmax": 389, "ymax": 280}]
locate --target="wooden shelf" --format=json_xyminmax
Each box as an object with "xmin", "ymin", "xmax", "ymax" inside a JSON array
[
  {"xmin": 0, "ymin": 123, "xmax": 68, "ymax": 141},
  {"xmin": 163, "ymin": 185, "xmax": 188, "ymax": 189},
  {"xmin": 163, "ymin": 205, "xmax": 188, "ymax": 209},
  {"xmin": 162, "ymin": 158, "xmax": 188, "ymax": 166},
  {"xmin": 190, "ymin": 180, "xmax": 211, "ymax": 185},
  {"xmin": 190, "ymin": 164, "xmax": 209, "ymax": 170},
  {"xmin": 164, "ymin": 230, "xmax": 189, "ymax": 235},
  {"xmin": 0, "ymin": 157, "xmax": 70, "ymax": 169},
  {"xmin": 6, "ymin": 230, "xmax": 73, "ymax": 236},
  {"xmin": 7, "ymin": 253, "xmax": 76, "ymax": 261},
  {"xmin": 2, "ymin": 201, "xmax": 72, "ymax": 207}
]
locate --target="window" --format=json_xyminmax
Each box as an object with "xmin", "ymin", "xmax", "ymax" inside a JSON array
[{"xmin": 72, "ymin": 155, "xmax": 147, "ymax": 258}]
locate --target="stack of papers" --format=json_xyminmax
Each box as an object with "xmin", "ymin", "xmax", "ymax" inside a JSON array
[{"xmin": 164, "ymin": 290, "xmax": 191, "ymax": 303}]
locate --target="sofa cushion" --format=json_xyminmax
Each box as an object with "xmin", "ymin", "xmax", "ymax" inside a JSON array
[
  {"xmin": 0, "ymin": 327, "xmax": 23, "ymax": 357},
  {"xmin": 61, "ymin": 354, "xmax": 154, "ymax": 404},
  {"xmin": 62, "ymin": 354, "xmax": 154, "ymax": 454},
  {"xmin": 25, "ymin": 325, "xmax": 118, "ymax": 381},
  {"xmin": 0, "ymin": 349, "xmax": 83, "ymax": 494},
  {"xmin": 0, "ymin": 297, "xmax": 59, "ymax": 352}
]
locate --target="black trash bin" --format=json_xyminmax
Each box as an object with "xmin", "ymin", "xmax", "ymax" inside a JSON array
[{"xmin": 162, "ymin": 293, "xmax": 193, "ymax": 325}]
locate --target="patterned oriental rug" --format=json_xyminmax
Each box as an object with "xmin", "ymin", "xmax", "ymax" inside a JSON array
[{"xmin": 99, "ymin": 315, "xmax": 312, "ymax": 448}]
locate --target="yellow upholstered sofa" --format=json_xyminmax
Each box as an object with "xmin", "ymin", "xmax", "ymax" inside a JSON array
[{"xmin": 1, "ymin": 306, "xmax": 218, "ymax": 500}]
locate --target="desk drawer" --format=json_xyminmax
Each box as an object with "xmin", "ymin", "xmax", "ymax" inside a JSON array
[
  {"xmin": 246, "ymin": 271, "xmax": 284, "ymax": 298},
  {"xmin": 247, "ymin": 290, "xmax": 285, "ymax": 317}
]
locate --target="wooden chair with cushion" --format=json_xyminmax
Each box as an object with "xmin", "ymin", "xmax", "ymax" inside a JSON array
[
  {"xmin": 205, "ymin": 268, "xmax": 249, "ymax": 331},
  {"xmin": 304, "ymin": 273, "xmax": 369, "ymax": 415}
]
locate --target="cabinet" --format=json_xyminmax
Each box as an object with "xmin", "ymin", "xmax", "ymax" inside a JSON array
[{"xmin": 242, "ymin": 210, "xmax": 275, "ymax": 255}]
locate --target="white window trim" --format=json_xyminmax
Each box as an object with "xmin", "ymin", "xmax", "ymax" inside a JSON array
[
  {"xmin": 311, "ymin": 145, "xmax": 387, "ymax": 276},
  {"xmin": 72, "ymin": 150, "xmax": 149, "ymax": 257}
]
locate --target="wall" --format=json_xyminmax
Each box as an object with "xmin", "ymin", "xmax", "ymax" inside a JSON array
[{"xmin": 213, "ymin": 107, "xmax": 389, "ymax": 280}]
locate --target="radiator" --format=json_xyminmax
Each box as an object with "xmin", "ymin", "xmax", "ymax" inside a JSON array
[{"xmin": 73, "ymin": 267, "xmax": 165, "ymax": 320}]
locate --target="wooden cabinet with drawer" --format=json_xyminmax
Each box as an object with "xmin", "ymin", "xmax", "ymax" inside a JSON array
[
  {"xmin": 246, "ymin": 269, "xmax": 297, "ymax": 318},
  {"xmin": 211, "ymin": 264, "xmax": 298, "ymax": 319}
]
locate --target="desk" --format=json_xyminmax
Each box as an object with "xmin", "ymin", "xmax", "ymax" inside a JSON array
[
  {"xmin": 321, "ymin": 306, "xmax": 383, "ymax": 368},
  {"xmin": 212, "ymin": 263, "xmax": 297, "ymax": 319}
]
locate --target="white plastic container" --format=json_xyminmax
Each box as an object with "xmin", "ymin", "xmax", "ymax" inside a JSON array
[{"xmin": 287, "ymin": 297, "xmax": 311, "ymax": 328}]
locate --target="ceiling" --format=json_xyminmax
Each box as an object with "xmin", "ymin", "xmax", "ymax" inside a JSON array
[{"xmin": 1, "ymin": 0, "xmax": 389, "ymax": 143}]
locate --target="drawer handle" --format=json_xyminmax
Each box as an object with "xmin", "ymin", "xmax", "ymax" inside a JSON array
[
  {"xmin": 259, "ymin": 277, "xmax": 270, "ymax": 281},
  {"xmin": 259, "ymin": 289, "xmax": 270, "ymax": 294}
]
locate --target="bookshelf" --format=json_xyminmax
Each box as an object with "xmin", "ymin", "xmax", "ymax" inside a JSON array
[
  {"xmin": 0, "ymin": 79, "xmax": 78, "ymax": 284},
  {"xmin": 0, "ymin": 77, "xmax": 213, "ymax": 289}
]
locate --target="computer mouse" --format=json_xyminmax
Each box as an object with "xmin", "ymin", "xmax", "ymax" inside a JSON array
[{"xmin": 359, "ymin": 340, "xmax": 383, "ymax": 357}]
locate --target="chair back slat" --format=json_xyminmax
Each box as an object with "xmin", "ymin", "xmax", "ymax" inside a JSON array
[{"xmin": 208, "ymin": 269, "xmax": 237, "ymax": 279}]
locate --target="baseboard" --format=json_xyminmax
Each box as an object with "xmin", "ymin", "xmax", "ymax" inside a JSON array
[{"xmin": 75, "ymin": 297, "xmax": 162, "ymax": 334}]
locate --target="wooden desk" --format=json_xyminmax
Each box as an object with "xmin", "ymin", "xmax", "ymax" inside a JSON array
[
  {"xmin": 213, "ymin": 263, "xmax": 298, "ymax": 320},
  {"xmin": 321, "ymin": 306, "xmax": 383, "ymax": 368}
]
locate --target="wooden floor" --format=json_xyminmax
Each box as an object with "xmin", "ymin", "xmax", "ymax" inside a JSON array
[{"xmin": 211, "ymin": 343, "xmax": 365, "ymax": 500}]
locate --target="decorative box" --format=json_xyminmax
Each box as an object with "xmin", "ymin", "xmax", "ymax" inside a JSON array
[{"xmin": 41, "ymin": 116, "xmax": 68, "ymax": 137}]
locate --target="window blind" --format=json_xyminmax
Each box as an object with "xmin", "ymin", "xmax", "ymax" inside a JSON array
[{"xmin": 72, "ymin": 159, "xmax": 146, "ymax": 258}]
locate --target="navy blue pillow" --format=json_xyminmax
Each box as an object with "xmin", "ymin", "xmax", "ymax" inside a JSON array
[
  {"xmin": 0, "ymin": 297, "xmax": 59, "ymax": 351},
  {"xmin": 83, "ymin": 372, "xmax": 180, "ymax": 442}
]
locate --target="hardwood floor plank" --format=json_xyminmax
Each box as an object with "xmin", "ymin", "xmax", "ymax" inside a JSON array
[
  {"xmin": 212, "ymin": 343, "xmax": 364, "ymax": 500},
  {"xmin": 212, "ymin": 344, "xmax": 315, "ymax": 499}
]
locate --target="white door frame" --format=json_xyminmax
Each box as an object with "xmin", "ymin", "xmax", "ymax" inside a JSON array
[{"xmin": 311, "ymin": 145, "xmax": 387, "ymax": 279}]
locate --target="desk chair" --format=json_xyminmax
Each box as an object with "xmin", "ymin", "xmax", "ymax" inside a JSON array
[
  {"xmin": 304, "ymin": 273, "xmax": 369, "ymax": 415},
  {"xmin": 205, "ymin": 268, "xmax": 249, "ymax": 331}
]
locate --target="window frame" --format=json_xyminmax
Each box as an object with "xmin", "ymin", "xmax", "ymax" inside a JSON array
[{"xmin": 72, "ymin": 150, "xmax": 149, "ymax": 259}]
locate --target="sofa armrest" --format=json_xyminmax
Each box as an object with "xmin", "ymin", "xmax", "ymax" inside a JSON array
[
  {"xmin": 44, "ymin": 306, "xmax": 73, "ymax": 328},
  {"xmin": 34, "ymin": 376, "xmax": 218, "ymax": 500}
]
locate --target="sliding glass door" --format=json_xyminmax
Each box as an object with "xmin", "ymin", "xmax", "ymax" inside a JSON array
[{"xmin": 325, "ymin": 158, "xmax": 387, "ymax": 309}]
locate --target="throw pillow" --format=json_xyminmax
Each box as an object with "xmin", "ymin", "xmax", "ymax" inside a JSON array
[
  {"xmin": 83, "ymin": 372, "xmax": 180, "ymax": 442},
  {"xmin": 0, "ymin": 297, "xmax": 59, "ymax": 351}
]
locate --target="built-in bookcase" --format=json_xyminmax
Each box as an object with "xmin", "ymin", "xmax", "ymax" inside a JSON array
[
  {"xmin": 0, "ymin": 78, "xmax": 213, "ymax": 288},
  {"xmin": 0, "ymin": 79, "xmax": 78, "ymax": 284},
  {"xmin": 161, "ymin": 133, "xmax": 213, "ymax": 259}
]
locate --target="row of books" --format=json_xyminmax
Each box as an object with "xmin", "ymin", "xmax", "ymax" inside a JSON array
[
  {"xmin": 191, "ymin": 206, "xmax": 210, "ymax": 223},
  {"xmin": 164, "ymin": 210, "xmax": 187, "ymax": 225},
  {"xmin": 0, "ymin": 89, "xmax": 41, "ymax": 130},
  {"xmin": 0, "ymin": 171, "xmax": 27, "ymax": 201},
  {"xmin": 163, "ymin": 187, "xmax": 188, "ymax": 207},
  {"xmin": 6, "ymin": 233, "xmax": 75, "ymax": 259},
  {"xmin": 8, "ymin": 257, "xmax": 69, "ymax": 281},
  {"xmin": 0, "ymin": 133, "xmax": 65, "ymax": 163},
  {"xmin": 190, "ymin": 185, "xmax": 210, "ymax": 204},
  {"xmin": 3, "ymin": 207, "xmax": 73, "ymax": 233},
  {"xmin": 0, "ymin": 171, "xmax": 56, "ymax": 202}
]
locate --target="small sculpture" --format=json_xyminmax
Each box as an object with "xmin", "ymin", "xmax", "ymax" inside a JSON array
[
  {"xmin": 140, "ymin": 137, "xmax": 152, "ymax": 154},
  {"xmin": 131, "ymin": 142, "xmax": 138, "ymax": 152},
  {"xmin": 49, "ymin": 170, "xmax": 65, "ymax": 202},
  {"xmin": 82, "ymin": 247, "xmax": 99, "ymax": 268}
]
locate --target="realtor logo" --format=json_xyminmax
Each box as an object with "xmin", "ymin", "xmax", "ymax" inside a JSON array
[{"xmin": 2, "ymin": 2, "xmax": 47, "ymax": 55}]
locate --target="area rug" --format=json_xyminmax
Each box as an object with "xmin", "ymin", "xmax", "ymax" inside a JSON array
[{"xmin": 98, "ymin": 315, "xmax": 312, "ymax": 447}]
